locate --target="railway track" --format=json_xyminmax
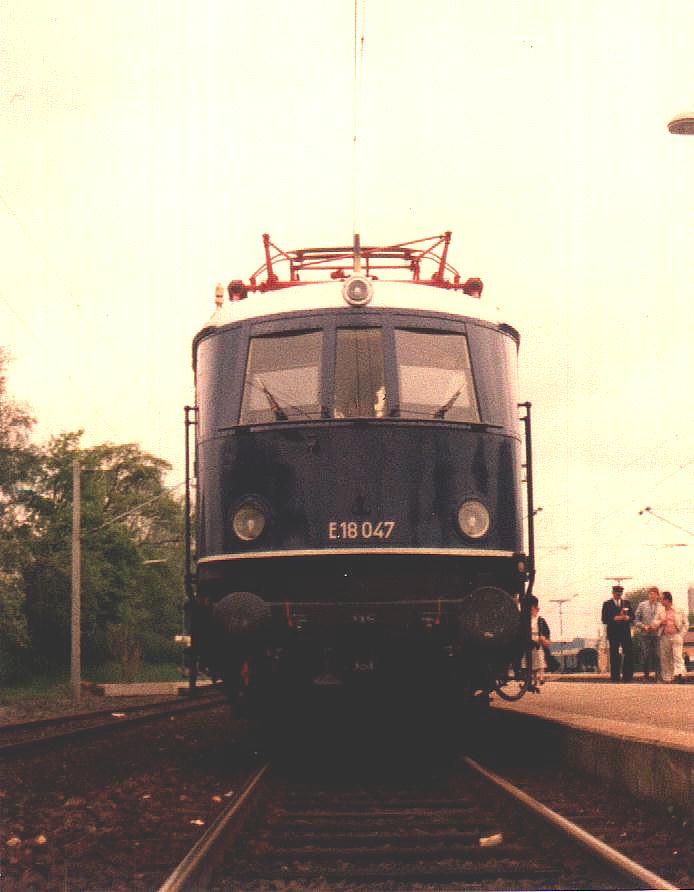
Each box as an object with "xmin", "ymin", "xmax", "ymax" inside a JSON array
[
  {"xmin": 159, "ymin": 755, "xmax": 678, "ymax": 891},
  {"xmin": 0, "ymin": 688, "xmax": 228, "ymax": 758}
]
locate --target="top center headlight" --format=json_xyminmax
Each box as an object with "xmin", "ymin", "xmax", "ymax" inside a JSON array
[{"xmin": 342, "ymin": 276, "xmax": 373, "ymax": 307}]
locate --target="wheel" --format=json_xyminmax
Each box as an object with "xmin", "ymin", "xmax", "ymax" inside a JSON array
[{"xmin": 494, "ymin": 665, "xmax": 533, "ymax": 701}]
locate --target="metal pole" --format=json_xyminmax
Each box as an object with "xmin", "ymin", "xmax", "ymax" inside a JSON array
[
  {"xmin": 71, "ymin": 459, "xmax": 81, "ymax": 705},
  {"xmin": 184, "ymin": 406, "xmax": 198, "ymax": 695},
  {"xmin": 519, "ymin": 402, "xmax": 535, "ymax": 594},
  {"xmin": 184, "ymin": 406, "xmax": 194, "ymax": 600},
  {"xmin": 550, "ymin": 596, "xmax": 576, "ymax": 671}
]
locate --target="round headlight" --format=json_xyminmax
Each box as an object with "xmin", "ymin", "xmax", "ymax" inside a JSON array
[
  {"xmin": 342, "ymin": 276, "xmax": 373, "ymax": 306},
  {"xmin": 457, "ymin": 500, "xmax": 491, "ymax": 539},
  {"xmin": 232, "ymin": 501, "xmax": 267, "ymax": 541}
]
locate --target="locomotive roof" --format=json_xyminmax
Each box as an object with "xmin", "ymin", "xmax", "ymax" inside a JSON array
[
  {"xmin": 196, "ymin": 232, "xmax": 517, "ymax": 340},
  {"xmin": 199, "ymin": 279, "xmax": 508, "ymax": 331}
]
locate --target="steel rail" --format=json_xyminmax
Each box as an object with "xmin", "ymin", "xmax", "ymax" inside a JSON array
[
  {"xmin": 0, "ymin": 688, "xmax": 223, "ymax": 735},
  {"xmin": 158, "ymin": 762, "xmax": 271, "ymax": 892},
  {"xmin": 464, "ymin": 756, "xmax": 678, "ymax": 891},
  {"xmin": 0, "ymin": 692, "xmax": 227, "ymax": 758}
]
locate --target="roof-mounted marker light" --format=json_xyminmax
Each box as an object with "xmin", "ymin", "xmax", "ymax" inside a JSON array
[
  {"xmin": 342, "ymin": 275, "xmax": 373, "ymax": 307},
  {"xmin": 228, "ymin": 280, "xmax": 248, "ymax": 301},
  {"xmin": 462, "ymin": 277, "xmax": 484, "ymax": 298}
]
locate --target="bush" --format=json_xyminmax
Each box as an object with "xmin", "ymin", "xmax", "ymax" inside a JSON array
[
  {"xmin": 140, "ymin": 629, "xmax": 181, "ymax": 664},
  {"xmin": 0, "ymin": 575, "xmax": 30, "ymax": 683},
  {"xmin": 86, "ymin": 661, "xmax": 181, "ymax": 683},
  {"xmin": 106, "ymin": 623, "xmax": 143, "ymax": 682}
]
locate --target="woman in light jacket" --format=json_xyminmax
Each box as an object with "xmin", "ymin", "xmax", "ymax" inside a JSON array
[{"xmin": 656, "ymin": 591, "xmax": 686, "ymax": 683}]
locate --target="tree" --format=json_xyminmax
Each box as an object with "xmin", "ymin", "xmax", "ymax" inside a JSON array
[
  {"xmin": 22, "ymin": 432, "xmax": 185, "ymax": 673},
  {"xmin": 0, "ymin": 348, "xmax": 36, "ymax": 680}
]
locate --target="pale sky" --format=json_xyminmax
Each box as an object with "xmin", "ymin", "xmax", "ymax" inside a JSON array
[{"xmin": 2, "ymin": 0, "xmax": 693, "ymax": 639}]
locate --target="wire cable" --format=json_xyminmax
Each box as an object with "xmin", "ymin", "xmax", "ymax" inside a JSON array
[{"xmin": 84, "ymin": 481, "xmax": 185, "ymax": 536}]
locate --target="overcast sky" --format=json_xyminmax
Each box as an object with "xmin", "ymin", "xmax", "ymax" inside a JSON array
[{"xmin": 2, "ymin": 0, "xmax": 693, "ymax": 638}]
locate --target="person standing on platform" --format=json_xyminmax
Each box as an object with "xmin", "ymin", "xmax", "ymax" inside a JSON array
[
  {"xmin": 601, "ymin": 585, "xmax": 634, "ymax": 682},
  {"xmin": 634, "ymin": 586, "xmax": 661, "ymax": 681},
  {"xmin": 521, "ymin": 595, "xmax": 551, "ymax": 687},
  {"xmin": 656, "ymin": 591, "xmax": 686, "ymax": 683}
]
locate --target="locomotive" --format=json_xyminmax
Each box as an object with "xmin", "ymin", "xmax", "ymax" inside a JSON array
[{"xmin": 184, "ymin": 232, "xmax": 536, "ymax": 715}]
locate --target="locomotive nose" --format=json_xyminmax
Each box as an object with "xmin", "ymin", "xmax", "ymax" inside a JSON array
[
  {"xmin": 213, "ymin": 591, "xmax": 271, "ymax": 640},
  {"xmin": 457, "ymin": 586, "xmax": 520, "ymax": 648}
]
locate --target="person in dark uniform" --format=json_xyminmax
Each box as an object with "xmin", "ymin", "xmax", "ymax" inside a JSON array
[{"xmin": 601, "ymin": 585, "xmax": 634, "ymax": 682}]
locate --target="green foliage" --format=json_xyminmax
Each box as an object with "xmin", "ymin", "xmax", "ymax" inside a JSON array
[
  {"xmin": 84, "ymin": 661, "xmax": 182, "ymax": 683},
  {"xmin": 0, "ymin": 662, "xmax": 182, "ymax": 700},
  {"xmin": 21, "ymin": 432, "xmax": 185, "ymax": 673},
  {"xmin": 0, "ymin": 348, "xmax": 186, "ymax": 683},
  {"xmin": 106, "ymin": 623, "xmax": 143, "ymax": 681},
  {"xmin": 0, "ymin": 672, "xmax": 71, "ymax": 705},
  {"xmin": 0, "ymin": 572, "xmax": 30, "ymax": 682},
  {"xmin": 0, "ymin": 348, "xmax": 37, "ymax": 679},
  {"xmin": 0, "ymin": 347, "xmax": 36, "ymax": 497}
]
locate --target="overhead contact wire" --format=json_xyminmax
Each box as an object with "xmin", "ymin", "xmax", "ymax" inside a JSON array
[{"xmin": 352, "ymin": 0, "xmax": 366, "ymax": 238}]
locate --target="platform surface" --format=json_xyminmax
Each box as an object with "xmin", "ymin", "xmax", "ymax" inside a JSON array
[
  {"xmin": 492, "ymin": 680, "xmax": 694, "ymax": 751},
  {"xmin": 82, "ymin": 680, "xmax": 213, "ymax": 697}
]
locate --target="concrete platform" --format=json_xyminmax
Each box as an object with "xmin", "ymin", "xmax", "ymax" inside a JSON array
[
  {"xmin": 490, "ymin": 681, "xmax": 694, "ymax": 815},
  {"xmin": 82, "ymin": 680, "xmax": 213, "ymax": 697},
  {"xmin": 548, "ymin": 671, "xmax": 693, "ymax": 684}
]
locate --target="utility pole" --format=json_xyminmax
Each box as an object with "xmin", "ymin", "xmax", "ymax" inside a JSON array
[
  {"xmin": 605, "ymin": 575, "xmax": 633, "ymax": 590},
  {"xmin": 549, "ymin": 595, "xmax": 576, "ymax": 641},
  {"xmin": 549, "ymin": 595, "xmax": 576, "ymax": 672},
  {"xmin": 71, "ymin": 459, "xmax": 81, "ymax": 705}
]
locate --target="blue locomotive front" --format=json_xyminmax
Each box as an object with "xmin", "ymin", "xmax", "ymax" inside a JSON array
[{"xmin": 186, "ymin": 235, "xmax": 535, "ymax": 710}]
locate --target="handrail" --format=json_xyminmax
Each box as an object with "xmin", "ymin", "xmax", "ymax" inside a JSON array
[{"xmin": 519, "ymin": 401, "xmax": 535, "ymax": 594}]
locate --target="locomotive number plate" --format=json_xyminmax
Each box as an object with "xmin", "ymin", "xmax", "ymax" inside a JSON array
[{"xmin": 327, "ymin": 520, "xmax": 395, "ymax": 540}]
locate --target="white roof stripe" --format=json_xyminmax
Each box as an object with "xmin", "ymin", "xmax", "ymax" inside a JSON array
[{"xmin": 199, "ymin": 280, "xmax": 509, "ymax": 333}]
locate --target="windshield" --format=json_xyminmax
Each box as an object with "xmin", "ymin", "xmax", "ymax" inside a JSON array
[
  {"xmin": 394, "ymin": 329, "xmax": 479, "ymax": 422},
  {"xmin": 334, "ymin": 328, "xmax": 387, "ymax": 418},
  {"xmin": 240, "ymin": 330, "xmax": 322, "ymax": 424}
]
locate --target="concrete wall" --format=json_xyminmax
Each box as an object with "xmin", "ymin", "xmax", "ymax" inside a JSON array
[{"xmin": 478, "ymin": 710, "xmax": 694, "ymax": 816}]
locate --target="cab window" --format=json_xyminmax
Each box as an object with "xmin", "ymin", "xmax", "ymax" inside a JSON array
[
  {"xmin": 334, "ymin": 328, "xmax": 387, "ymax": 418},
  {"xmin": 240, "ymin": 330, "xmax": 322, "ymax": 424},
  {"xmin": 394, "ymin": 329, "xmax": 479, "ymax": 422}
]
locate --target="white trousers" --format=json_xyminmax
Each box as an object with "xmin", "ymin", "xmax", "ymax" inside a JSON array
[{"xmin": 659, "ymin": 633, "xmax": 683, "ymax": 682}]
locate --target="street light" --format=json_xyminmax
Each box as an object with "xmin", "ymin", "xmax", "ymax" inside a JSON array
[
  {"xmin": 549, "ymin": 594, "xmax": 577, "ymax": 641},
  {"xmin": 668, "ymin": 114, "xmax": 694, "ymax": 135},
  {"xmin": 605, "ymin": 575, "xmax": 633, "ymax": 589},
  {"xmin": 549, "ymin": 595, "xmax": 578, "ymax": 672}
]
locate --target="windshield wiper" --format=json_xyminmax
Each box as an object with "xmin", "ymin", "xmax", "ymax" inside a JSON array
[
  {"xmin": 433, "ymin": 387, "xmax": 463, "ymax": 419},
  {"xmin": 258, "ymin": 379, "xmax": 288, "ymax": 421}
]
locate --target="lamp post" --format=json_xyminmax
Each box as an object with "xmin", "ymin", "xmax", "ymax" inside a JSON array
[
  {"xmin": 549, "ymin": 594, "xmax": 577, "ymax": 672},
  {"xmin": 668, "ymin": 114, "xmax": 694, "ymax": 135},
  {"xmin": 71, "ymin": 462, "xmax": 115, "ymax": 704},
  {"xmin": 549, "ymin": 594, "xmax": 577, "ymax": 641}
]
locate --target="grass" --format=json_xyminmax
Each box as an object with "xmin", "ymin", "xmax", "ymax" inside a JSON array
[
  {"xmin": 0, "ymin": 672, "xmax": 71, "ymax": 705},
  {"xmin": 0, "ymin": 662, "xmax": 183, "ymax": 704},
  {"xmin": 87, "ymin": 661, "xmax": 182, "ymax": 683}
]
